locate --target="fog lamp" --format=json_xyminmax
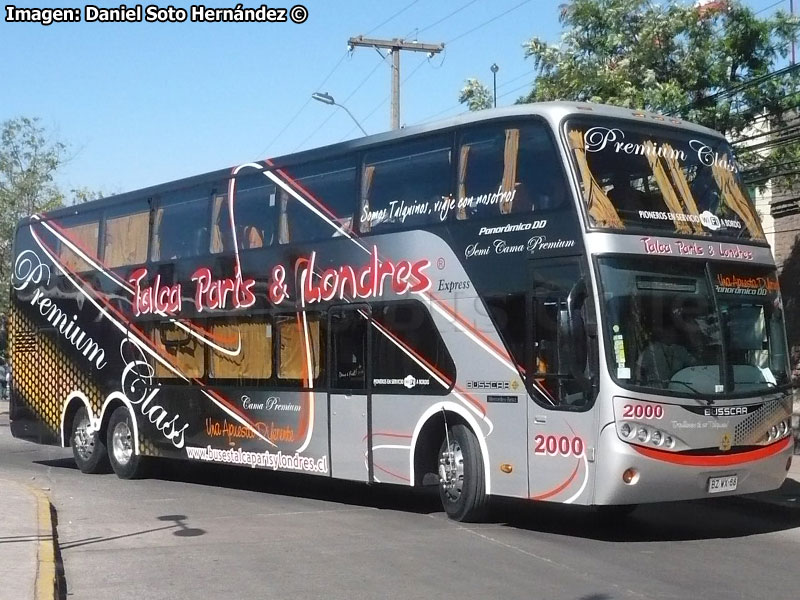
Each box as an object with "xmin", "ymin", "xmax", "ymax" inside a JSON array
[{"xmin": 622, "ymin": 468, "xmax": 639, "ymax": 485}]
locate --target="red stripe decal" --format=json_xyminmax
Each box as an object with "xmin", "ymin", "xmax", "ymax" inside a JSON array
[
  {"xmin": 531, "ymin": 460, "xmax": 581, "ymax": 500},
  {"xmin": 632, "ymin": 437, "xmax": 792, "ymax": 467}
]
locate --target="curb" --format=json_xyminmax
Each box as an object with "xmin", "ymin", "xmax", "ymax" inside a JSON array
[{"xmin": 23, "ymin": 484, "xmax": 60, "ymax": 600}]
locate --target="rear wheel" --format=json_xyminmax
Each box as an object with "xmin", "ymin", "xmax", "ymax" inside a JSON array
[
  {"xmin": 438, "ymin": 424, "xmax": 488, "ymax": 522},
  {"xmin": 71, "ymin": 406, "xmax": 109, "ymax": 474},
  {"xmin": 107, "ymin": 407, "xmax": 148, "ymax": 479}
]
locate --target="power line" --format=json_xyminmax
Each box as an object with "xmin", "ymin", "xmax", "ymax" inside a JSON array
[
  {"xmin": 292, "ymin": 56, "xmax": 388, "ymax": 152},
  {"xmin": 446, "ymin": 0, "xmax": 533, "ymax": 45},
  {"xmin": 259, "ymin": 51, "xmax": 349, "ymax": 157},
  {"xmin": 338, "ymin": 55, "xmax": 433, "ymax": 141},
  {"xmin": 667, "ymin": 63, "xmax": 800, "ymax": 116},
  {"xmin": 755, "ymin": 0, "xmax": 786, "ymax": 14},
  {"xmin": 417, "ymin": 0, "xmax": 481, "ymax": 35},
  {"xmin": 365, "ymin": 0, "xmax": 421, "ymax": 35}
]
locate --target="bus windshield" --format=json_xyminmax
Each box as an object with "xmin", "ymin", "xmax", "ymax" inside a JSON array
[
  {"xmin": 566, "ymin": 118, "xmax": 765, "ymax": 242},
  {"xmin": 598, "ymin": 257, "xmax": 790, "ymax": 398}
]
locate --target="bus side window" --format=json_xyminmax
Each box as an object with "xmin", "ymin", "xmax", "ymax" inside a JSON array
[
  {"xmin": 149, "ymin": 322, "xmax": 205, "ymax": 379},
  {"xmin": 103, "ymin": 205, "xmax": 150, "ymax": 268},
  {"xmin": 530, "ymin": 262, "xmax": 590, "ymax": 407},
  {"xmin": 371, "ymin": 301, "xmax": 455, "ymax": 394},
  {"xmin": 457, "ymin": 122, "xmax": 566, "ymax": 220},
  {"xmin": 275, "ymin": 314, "xmax": 323, "ymax": 386},
  {"xmin": 209, "ymin": 317, "xmax": 272, "ymax": 381},
  {"xmin": 360, "ymin": 136, "xmax": 452, "ymax": 232},
  {"xmin": 278, "ymin": 158, "xmax": 356, "ymax": 244},
  {"xmin": 56, "ymin": 213, "xmax": 100, "ymax": 273},
  {"xmin": 329, "ymin": 309, "xmax": 368, "ymax": 390},
  {"xmin": 211, "ymin": 175, "xmax": 276, "ymax": 254},
  {"xmin": 151, "ymin": 190, "xmax": 210, "ymax": 261}
]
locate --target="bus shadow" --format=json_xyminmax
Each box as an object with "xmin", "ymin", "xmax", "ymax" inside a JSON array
[
  {"xmin": 492, "ymin": 480, "xmax": 800, "ymax": 542},
  {"xmin": 35, "ymin": 456, "xmax": 800, "ymax": 541},
  {"xmin": 150, "ymin": 459, "xmax": 444, "ymax": 515}
]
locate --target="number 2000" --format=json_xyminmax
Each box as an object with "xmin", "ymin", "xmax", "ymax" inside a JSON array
[
  {"xmin": 534, "ymin": 435, "xmax": 584, "ymax": 457},
  {"xmin": 622, "ymin": 404, "xmax": 664, "ymax": 420}
]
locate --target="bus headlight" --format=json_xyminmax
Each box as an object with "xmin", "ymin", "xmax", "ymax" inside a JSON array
[
  {"xmin": 778, "ymin": 421, "xmax": 788, "ymax": 437},
  {"xmin": 650, "ymin": 430, "xmax": 663, "ymax": 446},
  {"xmin": 769, "ymin": 425, "xmax": 778, "ymax": 440},
  {"xmin": 620, "ymin": 423, "xmax": 632, "ymax": 439},
  {"xmin": 637, "ymin": 427, "xmax": 649, "ymax": 443}
]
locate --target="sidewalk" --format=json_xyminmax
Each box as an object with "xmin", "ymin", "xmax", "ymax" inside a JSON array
[
  {"xmin": 0, "ymin": 399, "xmax": 57, "ymax": 600},
  {"xmin": 0, "ymin": 479, "xmax": 55, "ymax": 600}
]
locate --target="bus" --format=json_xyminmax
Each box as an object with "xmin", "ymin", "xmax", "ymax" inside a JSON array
[{"xmin": 9, "ymin": 102, "xmax": 794, "ymax": 522}]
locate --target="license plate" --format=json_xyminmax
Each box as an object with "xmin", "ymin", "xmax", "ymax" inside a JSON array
[{"xmin": 708, "ymin": 475, "xmax": 738, "ymax": 494}]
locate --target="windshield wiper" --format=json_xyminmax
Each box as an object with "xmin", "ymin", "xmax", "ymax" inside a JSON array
[{"xmin": 665, "ymin": 380, "xmax": 716, "ymax": 404}]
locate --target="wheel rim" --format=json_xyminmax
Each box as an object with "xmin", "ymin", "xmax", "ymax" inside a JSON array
[
  {"xmin": 111, "ymin": 420, "xmax": 133, "ymax": 466},
  {"xmin": 439, "ymin": 437, "xmax": 464, "ymax": 502},
  {"xmin": 73, "ymin": 413, "xmax": 95, "ymax": 461}
]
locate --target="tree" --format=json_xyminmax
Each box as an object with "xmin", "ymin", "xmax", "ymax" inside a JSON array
[
  {"xmin": 0, "ymin": 117, "xmax": 68, "ymax": 310},
  {"xmin": 458, "ymin": 0, "xmax": 799, "ymax": 181},
  {"xmin": 458, "ymin": 78, "xmax": 493, "ymax": 111}
]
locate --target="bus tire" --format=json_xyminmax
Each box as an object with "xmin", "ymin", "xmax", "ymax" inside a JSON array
[
  {"xmin": 70, "ymin": 405, "xmax": 110, "ymax": 474},
  {"xmin": 107, "ymin": 407, "xmax": 147, "ymax": 480},
  {"xmin": 438, "ymin": 424, "xmax": 488, "ymax": 522}
]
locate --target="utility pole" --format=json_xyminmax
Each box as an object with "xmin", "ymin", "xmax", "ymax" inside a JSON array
[{"xmin": 347, "ymin": 35, "xmax": 444, "ymax": 129}]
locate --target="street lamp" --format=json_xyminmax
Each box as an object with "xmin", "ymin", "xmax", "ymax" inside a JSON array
[
  {"xmin": 311, "ymin": 92, "xmax": 368, "ymax": 136},
  {"xmin": 490, "ymin": 63, "xmax": 499, "ymax": 108}
]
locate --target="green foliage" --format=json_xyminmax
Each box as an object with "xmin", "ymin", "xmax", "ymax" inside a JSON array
[
  {"xmin": 458, "ymin": 78, "xmax": 493, "ymax": 111},
  {"xmin": 522, "ymin": 0, "xmax": 798, "ymax": 132},
  {"xmin": 0, "ymin": 117, "xmax": 68, "ymax": 310}
]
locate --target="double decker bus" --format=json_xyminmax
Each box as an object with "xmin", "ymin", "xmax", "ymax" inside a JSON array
[{"xmin": 9, "ymin": 103, "xmax": 794, "ymax": 521}]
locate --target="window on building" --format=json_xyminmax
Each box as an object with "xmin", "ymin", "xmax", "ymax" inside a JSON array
[
  {"xmin": 360, "ymin": 137, "xmax": 453, "ymax": 232},
  {"xmin": 371, "ymin": 302, "xmax": 454, "ymax": 393},
  {"xmin": 151, "ymin": 189, "xmax": 210, "ymax": 261},
  {"xmin": 209, "ymin": 317, "xmax": 272, "ymax": 380},
  {"xmin": 211, "ymin": 173, "xmax": 276, "ymax": 253},
  {"xmin": 276, "ymin": 314, "xmax": 322, "ymax": 385},
  {"xmin": 457, "ymin": 122, "xmax": 566, "ymax": 219},
  {"xmin": 278, "ymin": 158, "xmax": 357, "ymax": 244}
]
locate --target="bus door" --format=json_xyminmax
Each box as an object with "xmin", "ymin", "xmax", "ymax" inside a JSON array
[
  {"xmin": 327, "ymin": 305, "xmax": 372, "ymax": 482},
  {"xmin": 526, "ymin": 258, "xmax": 597, "ymax": 504}
]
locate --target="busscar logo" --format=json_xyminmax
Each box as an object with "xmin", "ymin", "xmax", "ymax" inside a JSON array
[{"xmin": 466, "ymin": 381, "xmax": 510, "ymax": 391}]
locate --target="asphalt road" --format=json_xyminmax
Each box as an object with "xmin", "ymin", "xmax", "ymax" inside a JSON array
[{"xmin": 2, "ymin": 409, "xmax": 799, "ymax": 600}]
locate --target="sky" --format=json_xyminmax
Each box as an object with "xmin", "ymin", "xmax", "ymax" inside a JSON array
[{"xmin": 1, "ymin": 0, "xmax": 793, "ymax": 197}]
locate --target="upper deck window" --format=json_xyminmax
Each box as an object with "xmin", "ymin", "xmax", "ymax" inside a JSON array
[
  {"xmin": 103, "ymin": 202, "xmax": 150, "ymax": 268},
  {"xmin": 211, "ymin": 172, "xmax": 276, "ymax": 253},
  {"xmin": 566, "ymin": 118, "xmax": 765, "ymax": 241},
  {"xmin": 360, "ymin": 136, "xmax": 452, "ymax": 232},
  {"xmin": 278, "ymin": 158, "xmax": 357, "ymax": 243},
  {"xmin": 457, "ymin": 122, "xmax": 567, "ymax": 219},
  {"xmin": 56, "ymin": 214, "xmax": 100, "ymax": 273},
  {"xmin": 151, "ymin": 189, "xmax": 211, "ymax": 261}
]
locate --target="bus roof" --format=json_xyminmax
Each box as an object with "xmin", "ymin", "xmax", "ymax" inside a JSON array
[{"xmin": 43, "ymin": 101, "xmax": 725, "ymax": 219}]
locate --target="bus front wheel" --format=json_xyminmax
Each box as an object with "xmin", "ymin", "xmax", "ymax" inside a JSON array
[
  {"xmin": 107, "ymin": 407, "xmax": 148, "ymax": 479},
  {"xmin": 438, "ymin": 424, "xmax": 488, "ymax": 522},
  {"xmin": 71, "ymin": 406, "xmax": 110, "ymax": 474}
]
